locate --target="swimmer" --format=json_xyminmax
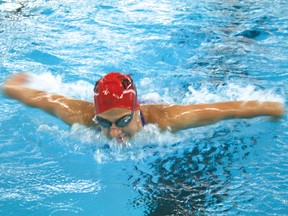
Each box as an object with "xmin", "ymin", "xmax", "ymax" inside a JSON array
[{"xmin": 2, "ymin": 72, "xmax": 284, "ymax": 143}]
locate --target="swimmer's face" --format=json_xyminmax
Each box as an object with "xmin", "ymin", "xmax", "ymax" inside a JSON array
[{"xmin": 96, "ymin": 108, "xmax": 142, "ymax": 143}]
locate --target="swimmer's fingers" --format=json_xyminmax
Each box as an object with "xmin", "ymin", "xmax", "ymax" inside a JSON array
[
  {"xmin": 4, "ymin": 72, "xmax": 31, "ymax": 87},
  {"xmin": 268, "ymin": 104, "xmax": 285, "ymax": 121}
]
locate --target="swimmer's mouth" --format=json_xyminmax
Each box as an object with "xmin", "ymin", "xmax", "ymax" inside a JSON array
[{"xmin": 116, "ymin": 135, "xmax": 129, "ymax": 143}]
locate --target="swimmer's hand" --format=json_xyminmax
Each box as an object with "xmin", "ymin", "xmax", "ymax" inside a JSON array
[
  {"xmin": 3, "ymin": 73, "xmax": 30, "ymax": 89},
  {"xmin": 268, "ymin": 103, "xmax": 285, "ymax": 122},
  {"xmin": 2, "ymin": 73, "xmax": 32, "ymax": 98}
]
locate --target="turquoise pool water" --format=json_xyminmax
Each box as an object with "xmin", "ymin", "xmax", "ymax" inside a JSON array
[{"xmin": 0, "ymin": 0, "xmax": 287, "ymax": 215}]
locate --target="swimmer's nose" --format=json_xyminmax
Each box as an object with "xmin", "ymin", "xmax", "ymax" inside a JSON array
[{"xmin": 109, "ymin": 124, "xmax": 122, "ymax": 137}]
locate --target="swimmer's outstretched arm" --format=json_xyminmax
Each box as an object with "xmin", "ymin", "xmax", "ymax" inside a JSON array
[
  {"xmin": 2, "ymin": 73, "xmax": 97, "ymax": 126},
  {"xmin": 143, "ymin": 101, "xmax": 284, "ymax": 132}
]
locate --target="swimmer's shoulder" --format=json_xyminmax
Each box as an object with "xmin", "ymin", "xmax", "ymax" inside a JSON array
[{"xmin": 140, "ymin": 104, "xmax": 172, "ymax": 125}]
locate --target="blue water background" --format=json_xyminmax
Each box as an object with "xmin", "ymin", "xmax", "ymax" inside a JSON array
[{"xmin": 0, "ymin": 0, "xmax": 287, "ymax": 215}]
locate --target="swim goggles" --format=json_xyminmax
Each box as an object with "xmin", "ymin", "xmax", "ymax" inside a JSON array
[{"xmin": 95, "ymin": 111, "xmax": 134, "ymax": 128}]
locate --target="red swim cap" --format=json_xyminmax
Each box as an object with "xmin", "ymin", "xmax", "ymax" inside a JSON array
[{"xmin": 93, "ymin": 72, "xmax": 140, "ymax": 114}]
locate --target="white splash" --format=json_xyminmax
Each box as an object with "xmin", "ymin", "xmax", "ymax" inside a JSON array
[
  {"xmin": 28, "ymin": 72, "xmax": 94, "ymax": 101},
  {"xmin": 183, "ymin": 83, "xmax": 284, "ymax": 104}
]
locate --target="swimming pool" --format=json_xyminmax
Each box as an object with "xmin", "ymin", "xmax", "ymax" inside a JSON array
[{"xmin": 0, "ymin": 0, "xmax": 287, "ymax": 215}]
